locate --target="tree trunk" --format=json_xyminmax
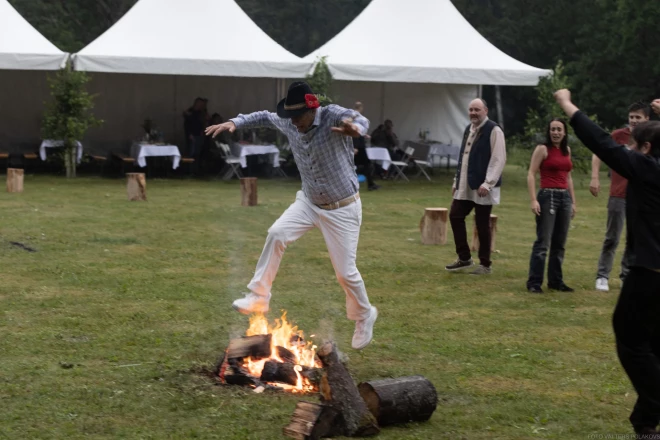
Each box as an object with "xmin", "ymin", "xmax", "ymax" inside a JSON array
[
  {"xmin": 126, "ymin": 173, "xmax": 147, "ymax": 201},
  {"xmin": 419, "ymin": 208, "xmax": 448, "ymax": 245},
  {"xmin": 6, "ymin": 168, "xmax": 24, "ymax": 193},
  {"xmin": 471, "ymin": 214, "xmax": 498, "ymax": 252},
  {"xmin": 65, "ymin": 144, "xmax": 76, "ymax": 178},
  {"xmin": 240, "ymin": 177, "xmax": 258, "ymax": 206},
  {"xmin": 316, "ymin": 342, "xmax": 379, "ymax": 437},
  {"xmin": 358, "ymin": 376, "xmax": 438, "ymax": 426}
]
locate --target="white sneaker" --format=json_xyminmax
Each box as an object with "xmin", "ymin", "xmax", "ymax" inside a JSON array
[
  {"xmin": 595, "ymin": 278, "xmax": 609, "ymax": 292},
  {"xmin": 352, "ymin": 306, "xmax": 378, "ymax": 350},
  {"xmin": 232, "ymin": 292, "xmax": 270, "ymax": 315}
]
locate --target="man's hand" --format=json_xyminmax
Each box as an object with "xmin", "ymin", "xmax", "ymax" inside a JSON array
[
  {"xmin": 589, "ymin": 178, "xmax": 600, "ymax": 197},
  {"xmin": 554, "ymin": 89, "xmax": 579, "ymax": 118},
  {"xmin": 572, "ymin": 203, "xmax": 577, "ymax": 219},
  {"xmin": 554, "ymin": 89, "xmax": 571, "ymax": 104},
  {"xmin": 531, "ymin": 200, "xmax": 541, "ymax": 216},
  {"xmin": 205, "ymin": 121, "xmax": 236, "ymax": 138},
  {"xmin": 652, "ymin": 99, "xmax": 660, "ymax": 115},
  {"xmin": 452, "ymin": 186, "xmax": 456, "ymax": 196},
  {"xmin": 477, "ymin": 185, "xmax": 490, "ymax": 197},
  {"xmin": 331, "ymin": 119, "xmax": 362, "ymax": 138}
]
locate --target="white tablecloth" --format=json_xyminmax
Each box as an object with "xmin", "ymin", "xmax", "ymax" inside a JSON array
[
  {"xmin": 40, "ymin": 140, "xmax": 83, "ymax": 163},
  {"xmin": 366, "ymin": 147, "xmax": 392, "ymax": 170},
  {"xmin": 428, "ymin": 143, "xmax": 460, "ymax": 167},
  {"xmin": 131, "ymin": 143, "xmax": 181, "ymax": 169},
  {"xmin": 234, "ymin": 144, "xmax": 280, "ymax": 168}
]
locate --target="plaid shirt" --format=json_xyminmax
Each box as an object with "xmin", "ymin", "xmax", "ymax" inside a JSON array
[{"xmin": 231, "ymin": 105, "xmax": 369, "ymax": 205}]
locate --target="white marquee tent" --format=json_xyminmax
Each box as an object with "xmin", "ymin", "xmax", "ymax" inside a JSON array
[
  {"xmin": 74, "ymin": 0, "xmax": 311, "ymax": 78},
  {"xmin": 71, "ymin": 0, "xmax": 314, "ymax": 148},
  {"xmin": 0, "ymin": 0, "xmax": 68, "ymax": 147},
  {"xmin": 0, "ymin": 0, "xmax": 68, "ymax": 70},
  {"xmin": 305, "ymin": 0, "xmax": 551, "ymax": 146}
]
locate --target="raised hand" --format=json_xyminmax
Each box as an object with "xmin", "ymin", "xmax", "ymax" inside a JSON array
[
  {"xmin": 330, "ymin": 119, "xmax": 362, "ymax": 138},
  {"xmin": 205, "ymin": 121, "xmax": 236, "ymax": 138},
  {"xmin": 652, "ymin": 99, "xmax": 660, "ymax": 116}
]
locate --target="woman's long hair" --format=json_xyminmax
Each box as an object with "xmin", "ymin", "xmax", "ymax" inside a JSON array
[{"xmin": 544, "ymin": 118, "xmax": 569, "ymax": 156}]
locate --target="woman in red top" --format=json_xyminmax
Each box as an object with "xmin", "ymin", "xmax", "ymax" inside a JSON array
[{"xmin": 526, "ymin": 118, "xmax": 577, "ymax": 293}]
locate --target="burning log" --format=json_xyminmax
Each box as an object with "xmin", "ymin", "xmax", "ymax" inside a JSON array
[
  {"xmin": 218, "ymin": 355, "xmax": 263, "ymax": 387},
  {"xmin": 226, "ymin": 334, "xmax": 272, "ymax": 359},
  {"xmin": 283, "ymin": 401, "xmax": 340, "ymax": 440},
  {"xmin": 276, "ymin": 346, "xmax": 297, "ymax": 364},
  {"xmin": 358, "ymin": 376, "xmax": 437, "ymax": 426},
  {"xmin": 260, "ymin": 360, "xmax": 298, "ymax": 386},
  {"xmin": 316, "ymin": 342, "xmax": 379, "ymax": 437}
]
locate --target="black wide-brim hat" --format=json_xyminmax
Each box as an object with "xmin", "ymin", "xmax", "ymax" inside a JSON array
[{"xmin": 276, "ymin": 81, "xmax": 320, "ymax": 118}]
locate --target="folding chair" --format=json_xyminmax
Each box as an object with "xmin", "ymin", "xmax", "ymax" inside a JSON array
[
  {"xmin": 216, "ymin": 141, "xmax": 243, "ymax": 180},
  {"xmin": 389, "ymin": 149, "xmax": 409, "ymax": 182},
  {"xmin": 275, "ymin": 143, "xmax": 289, "ymax": 178},
  {"xmin": 406, "ymin": 146, "xmax": 432, "ymax": 181}
]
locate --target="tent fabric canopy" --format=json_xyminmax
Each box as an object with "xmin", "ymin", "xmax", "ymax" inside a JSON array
[
  {"xmin": 305, "ymin": 0, "xmax": 550, "ymax": 86},
  {"xmin": 74, "ymin": 0, "xmax": 312, "ymax": 78},
  {"xmin": 0, "ymin": 0, "xmax": 68, "ymax": 70}
]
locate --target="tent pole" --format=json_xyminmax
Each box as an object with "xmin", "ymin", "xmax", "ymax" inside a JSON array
[
  {"xmin": 379, "ymin": 82, "xmax": 385, "ymax": 124},
  {"xmin": 495, "ymin": 85, "xmax": 504, "ymax": 130},
  {"xmin": 173, "ymin": 75, "xmax": 178, "ymax": 145}
]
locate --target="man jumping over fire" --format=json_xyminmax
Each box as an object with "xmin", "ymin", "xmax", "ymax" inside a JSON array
[{"xmin": 205, "ymin": 81, "xmax": 378, "ymax": 350}]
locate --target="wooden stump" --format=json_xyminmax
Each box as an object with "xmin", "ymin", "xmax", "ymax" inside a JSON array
[
  {"xmin": 419, "ymin": 208, "xmax": 448, "ymax": 245},
  {"xmin": 283, "ymin": 401, "xmax": 339, "ymax": 440},
  {"xmin": 126, "ymin": 173, "xmax": 146, "ymax": 201},
  {"xmin": 358, "ymin": 376, "xmax": 438, "ymax": 426},
  {"xmin": 316, "ymin": 342, "xmax": 379, "ymax": 437},
  {"xmin": 240, "ymin": 177, "xmax": 258, "ymax": 206},
  {"xmin": 471, "ymin": 214, "xmax": 497, "ymax": 252},
  {"xmin": 6, "ymin": 168, "xmax": 24, "ymax": 193}
]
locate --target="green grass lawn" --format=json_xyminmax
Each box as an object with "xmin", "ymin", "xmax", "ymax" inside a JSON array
[{"xmin": 0, "ymin": 167, "xmax": 635, "ymax": 439}]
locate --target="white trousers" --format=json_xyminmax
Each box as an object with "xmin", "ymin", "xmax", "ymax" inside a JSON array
[{"xmin": 248, "ymin": 191, "xmax": 372, "ymax": 321}]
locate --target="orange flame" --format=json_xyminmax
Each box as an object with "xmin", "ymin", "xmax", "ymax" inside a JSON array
[{"xmin": 244, "ymin": 311, "xmax": 320, "ymax": 392}]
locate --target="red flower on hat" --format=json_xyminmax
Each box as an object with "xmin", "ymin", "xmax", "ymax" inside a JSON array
[{"xmin": 305, "ymin": 94, "xmax": 320, "ymax": 109}]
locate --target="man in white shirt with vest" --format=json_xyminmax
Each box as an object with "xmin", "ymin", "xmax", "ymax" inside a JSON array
[{"xmin": 445, "ymin": 98, "xmax": 507, "ymax": 275}]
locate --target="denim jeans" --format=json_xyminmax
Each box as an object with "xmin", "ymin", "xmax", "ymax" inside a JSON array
[
  {"xmin": 596, "ymin": 196, "xmax": 630, "ymax": 281},
  {"xmin": 527, "ymin": 189, "xmax": 572, "ymax": 288}
]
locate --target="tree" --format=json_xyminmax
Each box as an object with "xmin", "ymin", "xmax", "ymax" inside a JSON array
[
  {"xmin": 42, "ymin": 68, "xmax": 102, "ymax": 178},
  {"xmin": 523, "ymin": 61, "xmax": 594, "ymax": 174},
  {"xmin": 305, "ymin": 57, "xmax": 334, "ymax": 105}
]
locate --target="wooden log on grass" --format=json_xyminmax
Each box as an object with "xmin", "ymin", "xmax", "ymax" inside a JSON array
[
  {"xmin": 470, "ymin": 214, "xmax": 498, "ymax": 252},
  {"xmin": 126, "ymin": 172, "xmax": 147, "ymax": 201},
  {"xmin": 283, "ymin": 401, "xmax": 340, "ymax": 440},
  {"xmin": 6, "ymin": 168, "xmax": 24, "ymax": 193},
  {"xmin": 358, "ymin": 376, "xmax": 437, "ymax": 426},
  {"xmin": 419, "ymin": 208, "xmax": 448, "ymax": 245},
  {"xmin": 240, "ymin": 177, "xmax": 258, "ymax": 206},
  {"xmin": 316, "ymin": 342, "xmax": 379, "ymax": 437}
]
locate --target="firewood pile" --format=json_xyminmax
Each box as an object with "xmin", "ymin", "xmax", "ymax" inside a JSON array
[{"xmin": 215, "ymin": 335, "xmax": 437, "ymax": 438}]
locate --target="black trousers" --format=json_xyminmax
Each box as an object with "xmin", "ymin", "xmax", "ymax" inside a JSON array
[
  {"xmin": 613, "ymin": 267, "xmax": 660, "ymax": 432},
  {"xmin": 449, "ymin": 199, "xmax": 493, "ymax": 267},
  {"xmin": 354, "ymin": 148, "xmax": 375, "ymax": 187}
]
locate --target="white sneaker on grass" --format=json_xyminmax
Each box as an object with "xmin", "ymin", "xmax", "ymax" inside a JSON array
[
  {"xmin": 352, "ymin": 306, "xmax": 378, "ymax": 350},
  {"xmin": 232, "ymin": 292, "xmax": 270, "ymax": 315},
  {"xmin": 595, "ymin": 278, "xmax": 609, "ymax": 292}
]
